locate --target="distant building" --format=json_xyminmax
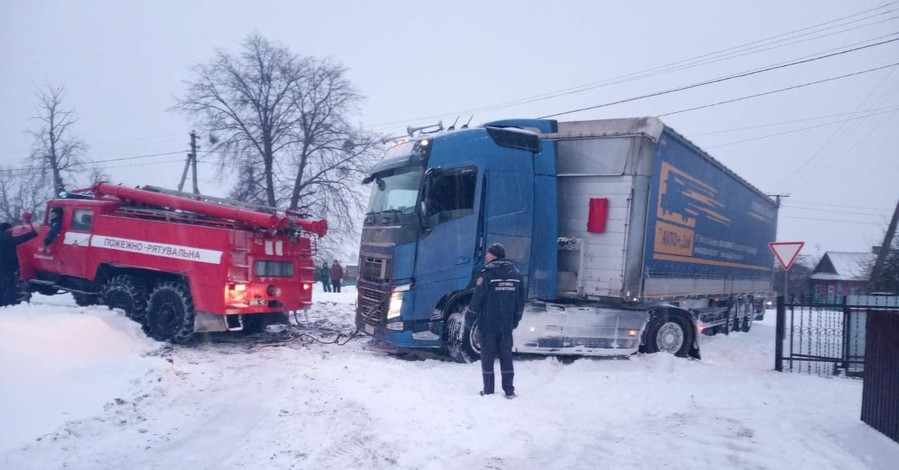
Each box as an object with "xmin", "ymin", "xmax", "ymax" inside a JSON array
[{"xmin": 808, "ymin": 251, "xmax": 876, "ymax": 301}]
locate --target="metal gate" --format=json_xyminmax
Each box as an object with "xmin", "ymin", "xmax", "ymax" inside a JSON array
[
  {"xmin": 861, "ymin": 310, "xmax": 899, "ymax": 444},
  {"xmin": 774, "ymin": 295, "xmax": 899, "ymax": 377}
]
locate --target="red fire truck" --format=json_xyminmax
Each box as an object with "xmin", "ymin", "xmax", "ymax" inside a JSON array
[{"xmin": 12, "ymin": 183, "xmax": 327, "ymax": 343}]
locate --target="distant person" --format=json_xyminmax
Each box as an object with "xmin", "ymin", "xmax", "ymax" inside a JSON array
[
  {"xmin": 0, "ymin": 222, "xmax": 38, "ymax": 307},
  {"xmin": 43, "ymin": 207, "xmax": 63, "ymax": 249},
  {"xmin": 468, "ymin": 243, "xmax": 525, "ymax": 398},
  {"xmin": 319, "ymin": 262, "xmax": 331, "ymax": 292},
  {"xmin": 330, "ymin": 260, "xmax": 344, "ymax": 293}
]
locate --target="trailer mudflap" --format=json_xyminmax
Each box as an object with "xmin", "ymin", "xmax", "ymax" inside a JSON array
[{"xmin": 513, "ymin": 303, "xmax": 649, "ymax": 356}]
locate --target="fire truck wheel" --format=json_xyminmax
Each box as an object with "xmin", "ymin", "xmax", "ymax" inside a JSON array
[
  {"xmin": 102, "ymin": 275, "xmax": 149, "ymax": 324},
  {"xmin": 242, "ymin": 314, "xmax": 268, "ymax": 334},
  {"xmin": 445, "ymin": 302, "xmax": 480, "ymax": 363},
  {"xmin": 73, "ymin": 292, "xmax": 100, "ymax": 307},
  {"xmin": 146, "ymin": 281, "xmax": 196, "ymax": 344},
  {"xmin": 643, "ymin": 312, "xmax": 694, "ymax": 357},
  {"xmin": 16, "ymin": 276, "xmax": 31, "ymax": 304}
]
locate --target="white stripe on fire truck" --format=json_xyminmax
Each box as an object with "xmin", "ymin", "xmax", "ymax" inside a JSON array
[
  {"xmin": 90, "ymin": 235, "xmax": 223, "ymax": 264},
  {"xmin": 63, "ymin": 232, "xmax": 91, "ymax": 246}
]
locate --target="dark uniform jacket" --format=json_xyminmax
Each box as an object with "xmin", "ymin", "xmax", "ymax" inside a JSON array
[
  {"xmin": 0, "ymin": 230, "xmax": 38, "ymax": 271},
  {"xmin": 468, "ymin": 259, "xmax": 526, "ymax": 334}
]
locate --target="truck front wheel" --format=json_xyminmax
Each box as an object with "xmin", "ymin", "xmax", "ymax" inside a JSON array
[
  {"xmin": 643, "ymin": 313, "xmax": 694, "ymax": 357},
  {"xmin": 445, "ymin": 303, "xmax": 480, "ymax": 363},
  {"xmin": 146, "ymin": 281, "xmax": 196, "ymax": 344},
  {"xmin": 102, "ymin": 275, "xmax": 148, "ymax": 324}
]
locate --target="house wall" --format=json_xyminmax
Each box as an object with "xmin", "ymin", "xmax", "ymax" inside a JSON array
[{"xmin": 809, "ymin": 279, "xmax": 867, "ymax": 301}]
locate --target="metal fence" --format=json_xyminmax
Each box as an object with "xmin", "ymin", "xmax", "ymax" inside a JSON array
[
  {"xmin": 775, "ymin": 295, "xmax": 899, "ymax": 377},
  {"xmin": 861, "ymin": 310, "xmax": 899, "ymax": 444}
]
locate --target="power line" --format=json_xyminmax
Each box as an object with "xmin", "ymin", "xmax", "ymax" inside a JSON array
[
  {"xmin": 691, "ymin": 105, "xmax": 899, "ymax": 136},
  {"xmin": 657, "ymin": 62, "xmax": 899, "ymax": 117},
  {"xmin": 538, "ymin": 38, "xmax": 899, "ymax": 119},
  {"xmin": 781, "ymin": 204, "xmax": 892, "ymax": 217},
  {"xmin": 781, "ymin": 215, "xmax": 888, "ymax": 226},
  {"xmin": 368, "ymin": 3, "xmax": 899, "ymax": 128},
  {"xmin": 0, "ymin": 149, "xmax": 212, "ymax": 174},
  {"xmin": 782, "ymin": 68, "xmax": 899, "ymax": 189},
  {"xmin": 702, "ymin": 107, "xmax": 899, "ymax": 149}
]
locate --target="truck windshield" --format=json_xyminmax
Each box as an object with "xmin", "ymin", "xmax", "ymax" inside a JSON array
[{"xmin": 366, "ymin": 166, "xmax": 423, "ymax": 215}]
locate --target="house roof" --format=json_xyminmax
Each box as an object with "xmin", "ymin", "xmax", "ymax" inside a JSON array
[{"xmin": 810, "ymin": 251, "xmax": 875, "ymax": 281}]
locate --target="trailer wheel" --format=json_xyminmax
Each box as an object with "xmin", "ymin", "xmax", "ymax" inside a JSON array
[
  {"xmin": 445, "ymin": 302, "xmax": 480, "ymax": 363},
  {"xmin": 643, "ymin": 313, "xmax": 694, "ymax": 357},
  {"xmin": 146, "ymin": 281, "xmax": 196, "ymax": 344},
  {"xmin": 740, "ymin": 298, "xmax": 754, "ymax": 332},
  {"xmin": 102, "ymin": 275, "xmax": 149, "ymax": 324},
  {"xmin": 723, "ymin": 299, "xmax": 736, "ymax": 335}
]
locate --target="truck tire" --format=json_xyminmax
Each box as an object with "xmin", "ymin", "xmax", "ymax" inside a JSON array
[
  {"xmin": 740, "ymin": 298, "xmax": 754, "ymax": 332},
  {"xmin": 722, "ymin": 299, "xmax": 737, "ymax": 335},
  {"xmin": 146, "ymin": 281, "xmax": 196, "ymax": 344},
  {"xmin": 16, "ymin": 276, "xmax": 31, "ymax": 304},
  {"xmin": 73, "ymin": 292, "xmax": 100, "ymax": 307},
  {"xmin": 445, "ymin": 302, "xmax": 480, "ymax": 363},
  {"xmin": 242, "ymin": 314, "xmax": 267, "ymax": 334},
  {"xmin": 102, "ymin": 275, "xmax": 149, "ymax": 324},
  {"xmin": 643, "ymin": 312, "xmax": 694, "ymax": 357}
]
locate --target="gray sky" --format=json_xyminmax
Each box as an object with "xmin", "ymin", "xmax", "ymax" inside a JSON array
[{"xmin": 2, "ymin": 0, "xmax": 897, "ymax": 258}]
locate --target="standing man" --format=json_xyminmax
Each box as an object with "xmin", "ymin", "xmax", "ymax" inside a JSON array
[
  {"xmin": 319, "ymin": 262, "xmax": 332, "ymax": 292},
  {"xmin": 0, "ymin": 222, "xmax": 38, "ymax": 307},
  {"xmin": 468, "ymin": 243, "xmax": 525, "ymax": 398},
  {"xmin": 330, "ymin": 260, "xmax": 343, "ymax": 293}
]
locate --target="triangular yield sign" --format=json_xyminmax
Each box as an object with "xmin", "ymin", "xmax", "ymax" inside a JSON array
[{"xmin": 769, "ymin": 241, "xmax": 805, "ymax": 271}]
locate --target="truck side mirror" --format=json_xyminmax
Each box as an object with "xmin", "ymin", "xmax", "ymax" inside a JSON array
[
  {"xmin": 419, "ymin": 169, "xmax": 437, "ymax": 231},
  {"xmin": 22, "ymin": 212, "xmax": 32, "ymax": 224}
]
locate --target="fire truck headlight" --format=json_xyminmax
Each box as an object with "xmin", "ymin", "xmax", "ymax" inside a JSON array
[{"xmin": 387, "ymin": 292, "xmax": 403, "ymax": 320}]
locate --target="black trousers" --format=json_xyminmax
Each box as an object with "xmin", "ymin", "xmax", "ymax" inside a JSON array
[
  {"xmin": 480, "ymin": 330, "xmax": 514, "ymax": 395},
  {"xmin": 331, "ymin": 281, "xmax": 341, "ymax": 293},
  {"xmin": 0, "ymin": 270, "xmax": 18, "ymax": 307}
]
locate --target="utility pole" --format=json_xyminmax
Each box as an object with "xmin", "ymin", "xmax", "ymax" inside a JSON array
[
  {"xmin": 178, "ymin": 131, "xmax": 201, "ymax": 194},
  {"xmin": 868, "ymin": 195, "xmax": 899, "ymax": 292}
]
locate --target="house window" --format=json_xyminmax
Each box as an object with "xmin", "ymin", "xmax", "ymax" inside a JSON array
[{"xmin": 827, "ymin": 285, "xmax": 835, "ymax": 299}]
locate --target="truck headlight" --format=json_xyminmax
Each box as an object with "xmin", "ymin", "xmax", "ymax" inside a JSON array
[{"xmin": 387, "ymin": 292, "xmax": 403, "ymax": 319}]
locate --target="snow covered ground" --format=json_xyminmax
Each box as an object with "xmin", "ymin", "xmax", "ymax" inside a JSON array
[{"xmin": 1, "ymin": 287, "xmax": 898, "ymax": 469}]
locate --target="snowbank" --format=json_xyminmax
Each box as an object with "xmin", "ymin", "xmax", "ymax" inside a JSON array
[{"xmin": 1, "ymin": 290, "xmax": 898, "ymax": 469}]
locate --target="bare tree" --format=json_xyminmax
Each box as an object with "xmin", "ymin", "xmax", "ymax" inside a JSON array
[
  {"xmin": 29, "ymin": 84, "xmax": 85, "ymax": 196},
  {"xmin": 0, "ymin": 165, "xmax": 51, "ymax": 223},
  {"xmin": 175, "ymin": 34, "xmax": 382, "ymax": 247}
]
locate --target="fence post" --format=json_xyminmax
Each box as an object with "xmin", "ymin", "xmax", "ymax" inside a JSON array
[
  {"xmin": 842, "ymin": 296, "xmax": 850, "ymax": 373},
  {"xmin": 775, "ymin": 296, "xmax": 785, "ymax": 372}
]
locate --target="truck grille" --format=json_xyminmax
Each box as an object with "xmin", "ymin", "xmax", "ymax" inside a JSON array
[
  {"xmin": 361, "ymin": 256, "xmax": 390, "ymax": 282},
  {"xmin": 358, "ymin": 283, "xmax": 389, "ymax": 322}
]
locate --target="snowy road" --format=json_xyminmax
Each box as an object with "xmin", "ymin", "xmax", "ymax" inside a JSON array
[{"xmin": 1, "ymin": 288, "xmax": 898, "ymax": 469}]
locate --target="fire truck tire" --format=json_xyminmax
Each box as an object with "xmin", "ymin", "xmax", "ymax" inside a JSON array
[
  {"xmin": 17, "ymin": 278, "xmax": 31, "ymax": 304},
  {"xmin": 445, "ymin": 302, "xmax": 480, "ymax": 363},
  {"xmin": 73, "ymin": 292, "xmax": 100, "ymax": 307},
  {"xmin": 643, "ymin": 312, "xmax": 694, "ymax": 357},
  {"xmin": 241, "ymin": 314, "xmax": 267, "ymax": 334},
  {"xmin": 102, "ymin": 275, "xmax": 149, "ymax": 324},
  {"xmin": 146, "ymin": 281, "xmax": 196, "ymax": 344}
]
